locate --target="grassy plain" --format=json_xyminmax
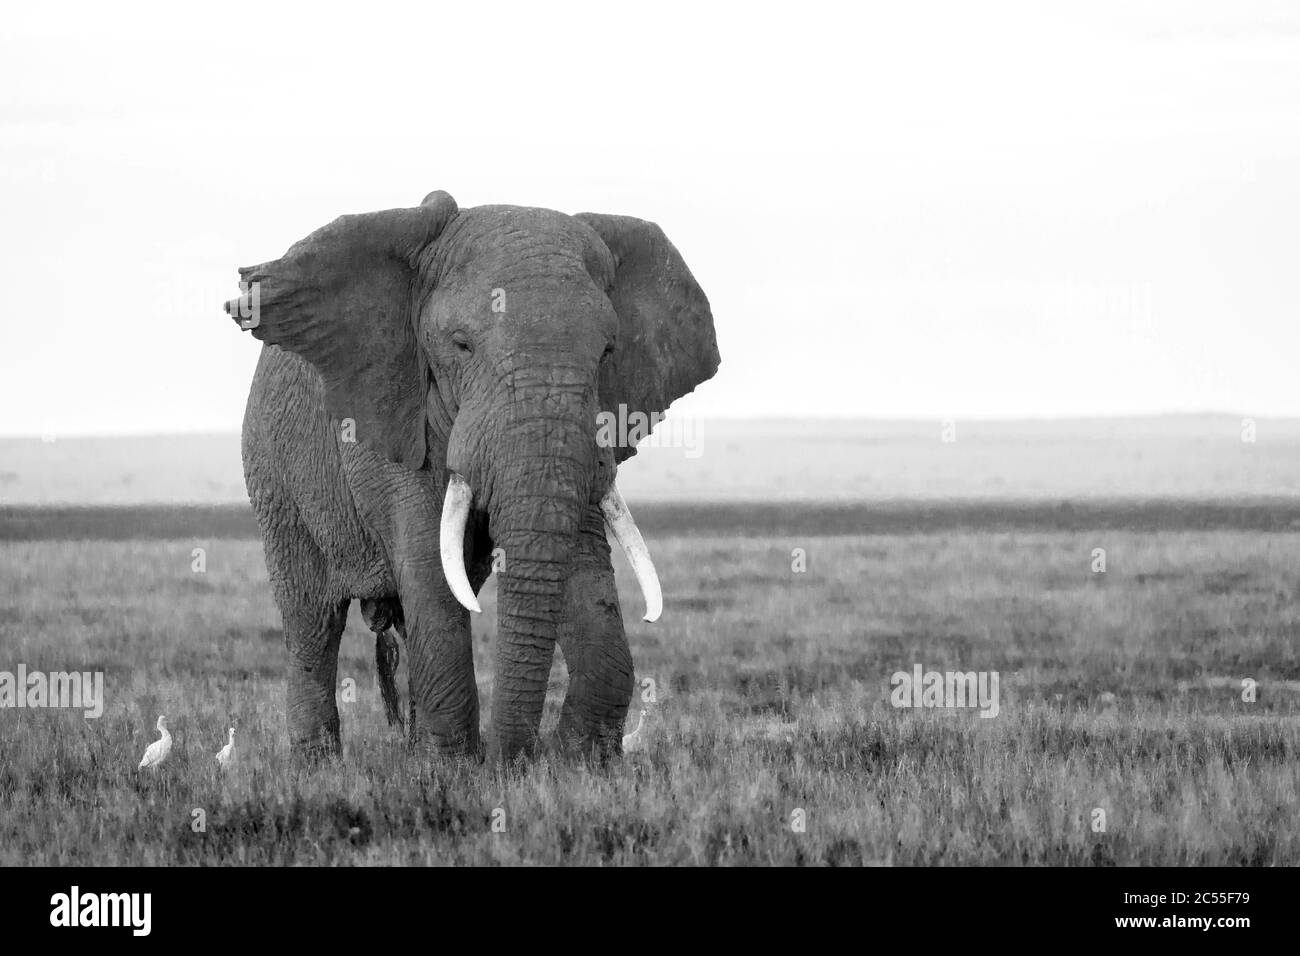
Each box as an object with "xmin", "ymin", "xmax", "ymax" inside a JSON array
[{"xmin": 2, "ymin": 519, "xmax": 1297, "ymax": 864}]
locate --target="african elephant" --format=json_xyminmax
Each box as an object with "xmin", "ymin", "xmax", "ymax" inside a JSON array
[{"xmin": 223, "ymin": 190, "xmax": 719, "ymax": 763}]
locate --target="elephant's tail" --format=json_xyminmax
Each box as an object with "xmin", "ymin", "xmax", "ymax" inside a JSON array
[
  {"xmin": 361, "ymin": 598, "xmax": 405, "ymax": 731},
  {"xmin": 374, "ymin": 628, "xmax": 404, "ymax": 730}
]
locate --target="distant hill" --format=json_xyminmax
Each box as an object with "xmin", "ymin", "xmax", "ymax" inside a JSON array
[{"xmin": 1, "ymin": 416, "xmax": 1297, "ymax": 505}]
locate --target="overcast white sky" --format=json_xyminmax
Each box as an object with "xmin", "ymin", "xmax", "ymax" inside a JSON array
[{"xmin": 0, "ymin": 1, "xmax": 1297, "ymax": 436}]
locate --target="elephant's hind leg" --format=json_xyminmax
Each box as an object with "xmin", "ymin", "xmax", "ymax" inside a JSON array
[
  {"xmin": 256, "ymin": 497, "xmax": 350, "ymax": 759},
  {"xmin": 284, "ymin": 595, "xmax": 350, "ymax": 759}
]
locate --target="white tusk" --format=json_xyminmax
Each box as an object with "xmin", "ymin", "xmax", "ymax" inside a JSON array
[
  {"xmin": 439, "ymin": 473, "xmax": 481, "ymax": 614},
  {"xmin": 600, "ymin": 483, "xmax": 663, "ymax": 623}
]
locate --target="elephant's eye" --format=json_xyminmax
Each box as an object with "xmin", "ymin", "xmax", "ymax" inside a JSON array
[{"xmin": 451, "ymin": 332, "xmax": 473, "ymax": 356}]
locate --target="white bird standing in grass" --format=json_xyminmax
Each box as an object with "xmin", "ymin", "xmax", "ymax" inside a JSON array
[
  {"xmin": 622, "ymin": 710, "xmax": 646, "ymax": 752},
  {"xmin": 137, "ymin": 715, "xmax": 171, "ymax": 770},
  {"xmin": 215, "ymin": 727, "xmax": 235, "ymax": 767}
]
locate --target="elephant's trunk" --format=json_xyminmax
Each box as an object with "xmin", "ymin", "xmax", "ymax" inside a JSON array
[
  {"xmin": 437, "ymin": 358, "xmax": 666, "ymax": 760},
  {"xmin": 489, "ymin": 530, "xmax": 578, "ymax": 759},
  {"xmin": 483, "ymin": 381, "xmax": 596, "ymax": 761}
]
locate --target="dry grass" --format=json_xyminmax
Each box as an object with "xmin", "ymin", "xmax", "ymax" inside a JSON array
[{"xmin": 1, "ymin": 526, "xmax": 1298, "ymax": 864}]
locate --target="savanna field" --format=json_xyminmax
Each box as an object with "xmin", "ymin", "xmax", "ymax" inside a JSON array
[
  {"xmin": 2, "ymin": 515, "xmax": 1299, "ymax": 864},
  {"xmin": 1, "ymin": 420, "xmax": 1298, "ymax": 865}
]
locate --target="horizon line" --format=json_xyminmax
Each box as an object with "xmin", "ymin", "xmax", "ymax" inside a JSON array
[{"xmin": 0, "ymin": 410, "xmax": 1291, "ymax": 441}]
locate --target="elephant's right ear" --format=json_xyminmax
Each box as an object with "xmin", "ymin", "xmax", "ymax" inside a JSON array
[
  {"xmin": 575, "ymin": 213, "xmax": 720, "ymax": 464},
  {"xmin": 224, "ymin": 191, "xmax": 458, "ymax": 469}
]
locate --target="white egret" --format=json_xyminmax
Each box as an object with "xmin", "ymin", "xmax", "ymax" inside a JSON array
[
  {"xmin": 622, "ymin": 710, "xmax": 647, "ymax": 752},
  {"xmin": 137, "ymin": 715, "xmax": 171, "ymax": 770},
  {"xmin": 215, "ymin": 727, "xmax": 235, "ymax": 767}
]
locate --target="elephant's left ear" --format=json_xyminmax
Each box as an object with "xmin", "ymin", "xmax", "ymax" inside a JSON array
[
  {"xmin": 224, "ymin": 191, "xmax": 459, "ymax": 469},
  {"xmin": 575, "ymin": 213, "xmax": 720, "ymax": 463}
]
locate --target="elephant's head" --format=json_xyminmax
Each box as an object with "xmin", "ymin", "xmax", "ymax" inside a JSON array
[{"xmin": 224, "ymin": 190, "xmax": 719, "ymax": 758}]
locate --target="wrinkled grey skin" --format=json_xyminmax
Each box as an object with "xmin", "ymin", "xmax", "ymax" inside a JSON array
[{"xmin": 225, "ymin": 191, "xmax": 719, "ymax": 763}]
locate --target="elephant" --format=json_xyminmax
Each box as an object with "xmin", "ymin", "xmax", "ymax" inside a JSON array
[{"xmin": 222, "ymin": 190, "xmax": 719, "ymax": 763}]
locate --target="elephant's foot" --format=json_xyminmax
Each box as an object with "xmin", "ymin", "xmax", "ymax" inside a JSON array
[
  {"xmin": 408, "ymin": 696, "xmax": 483, "ymax": 761},
  {"xmin": 288, "ymin": 709, "xmax": 342, "ymax": 762},
  {"xmin": 412, "ymin": 720, "xmax": 483, "ymax": 762},
  {"xmin": 553, "ymin": 717, "xmax": 624, "ymax": 764},
  {"xmin": 553, "ymin": 672, "xmax": 632, "ymax": 761},
  {"xmin": 287, "ymin": 676, "xmax": 343, "ymax": 761},
  {"xmin": 289, "ymin": 732, "xmax": 342, "ymax": 762}
]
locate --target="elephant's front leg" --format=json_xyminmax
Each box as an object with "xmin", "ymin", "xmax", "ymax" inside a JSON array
[
  {"xmin": 555, "ymin": 509, "xmax": 635, "ymax": 757},
  {"xmin": 397, "ymin": 555, "xmax": 484, "ymax": 759},
  {"xmin": 347, "ymin": 454, "xmax": 487, "ymax": 760}
]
